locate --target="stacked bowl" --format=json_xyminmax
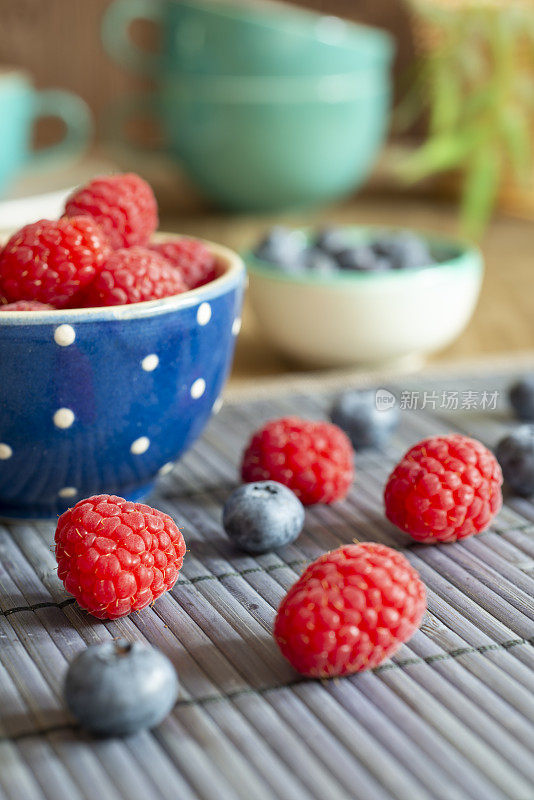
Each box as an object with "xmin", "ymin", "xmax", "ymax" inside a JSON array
[{"xmin": 102, "ymin": 0, "xmax": 394, "ymax": 211}]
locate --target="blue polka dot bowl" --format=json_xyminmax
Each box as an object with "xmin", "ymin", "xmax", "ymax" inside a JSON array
[{"xmin": 0, "ymin": 235, "xmax": 245, "ymax": 519}]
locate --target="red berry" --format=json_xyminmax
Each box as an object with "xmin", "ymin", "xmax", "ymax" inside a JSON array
[
  {"xmin": 384, "ymin": 434, "xmax": 503, "ymax": 543},
  {"xmin": 55, "ymin": 494, "xmax": 186, "ymax": 619},
  {"xmin": 150, "ymin": 238, "xmax": 217, "ymax": 289},
  {"xmin": 0, "ymin": 218, "xmax": 110, "ymax": 308},
  {"xmin": 82, "ymin": 247, "xmax": 187, "ymax": 307},
  {"xmin": 64, "ymin": 173, "xmax": 158, "ymax": 249},
  {"xmin": 0, "ymin": 300, "xmax": 54, "ymax": 311},
  {"xmin": 241, "ymin": 417, "xmax": 354, "ymax": 505},
  {"xmin": 274, "ymin": 542, "xmax": 426, "ymax": 677}
]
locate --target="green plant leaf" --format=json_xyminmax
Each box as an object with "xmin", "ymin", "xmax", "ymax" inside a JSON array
[
  {"xmin": 429, "ymin": 63, "xmax": 462, "ymax": 135},
  {"xmin": 500, "ymin": 107, "xmax": 532, "ymax": 182},
  {"xmin": 398, "ymin": 132, "xmax": 478, "ymax": 183},
  {"xmin": 460, "ymin": 143, "xmax": 502, "ymax": 239}
]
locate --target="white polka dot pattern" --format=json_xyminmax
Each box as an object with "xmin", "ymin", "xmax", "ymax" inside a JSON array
[
  {"xmin": 191, "ymin": 378, "xmax": 206, "ymax": 399},
  {"xmin": 141, "ymin": 354, "xmax": 159, "ymax": 372},
  {"xmin": 54, "ymin": 324, "xmax": 76, "ymax": 347},
  {"xmin": 131, "ymin": 436, "xmax": 150, "ymax": 455},
  {"xmin": 0, "ymin": 443, "xmax": 13, "ymax": 460},
  {"xmin": 158, "ymin": 462, "xmax": 174, "ymax": 476},
  {"xmin": 58, "ymin": 487, "xmax": 77, "ymax": 498},
  {"xmin": 197, "ymin": 303, "xmax": 212, "ymax": 326},
  {"xmin": 53, "ymin": 408, "xmax": 75, "ymax": 429}
]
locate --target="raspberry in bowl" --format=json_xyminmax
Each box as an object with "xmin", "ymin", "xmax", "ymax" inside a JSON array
[{"xmin": 0, "ymin": 174, "xmax": 245, "ymax": 518}]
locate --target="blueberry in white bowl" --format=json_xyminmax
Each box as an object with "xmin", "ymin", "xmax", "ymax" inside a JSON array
[
  {"xmin": 303, "ymin": 247, "xmax": 338, "ymax": 275},
  {"xmin": 253, "ymin": 227, "xmax": 307, "ymax": 274},
  {"xmin": 64, "ymin": 640, "xmax": 179, "ymax": 737},
  {"xmin": 253, "ymin": 226, "xmax": 436, "ymax": 274},
  {"xmin": 223, "ymin": 480, "xmax": 304, "ymax": 553},
  {"xmin": 315, "ymin": 227, "xmax": 351, "ymax": 258},
  {"xmin": 373, "ymin": 231, "xmax": 435, "ymax": 270}
]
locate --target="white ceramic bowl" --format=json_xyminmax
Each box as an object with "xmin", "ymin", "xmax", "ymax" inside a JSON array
[{"xmin": 245, "ymin": 227, "xmax": 483, "ymax": 369}]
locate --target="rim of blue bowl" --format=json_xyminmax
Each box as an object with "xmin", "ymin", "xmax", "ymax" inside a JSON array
[
  {"xmin": 173, "ymin": 0, "xmax": 394, "ymax": 57},
  {"xmin": 245, "ymin": 226, "xmax": 483, "ymax": 287},
  {"xmin": 0, "ymin": 236, "xmax": 245, "ymax": 325}
]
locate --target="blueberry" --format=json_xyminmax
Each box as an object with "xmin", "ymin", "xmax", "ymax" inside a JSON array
[
  {"xmin": 223, "ymin": 481, "xmax": 304, "ymax": 553},
  {"xmin": 330, "ymin": 389, "xmax": 399, "ymax": 450},
  {"xmin": 336, "ymin": 245, "xmax": 381, "ymax": 271},
  {"xmin": 372, "ymin": 232, "xmax": 434, "ymax": 269},
  {"xmin": 303, "ymin": 247, "xmax": 338, "ymax": 275},
  {"xmin": 253, "ymin": 227, "xmax": 307, "ymax": 272},
  {"xmin": 509, "ymin": 376, "xmax": 534, "ymax": 421},
  {"xmin": 496, "ymin": 426, "xmax": 534, "ymax": 496},
  {"xmin": 65, "ymin": 640, "xmax": 178, "ymax": 737},
  {"xmin": 315, "ymin": 227, "xmax": 350, "ymax": 257}
]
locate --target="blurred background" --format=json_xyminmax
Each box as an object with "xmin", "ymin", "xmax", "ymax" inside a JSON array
[{"xmin": 1, "ymin": 0, "xmax": 533, "ymax": 384}]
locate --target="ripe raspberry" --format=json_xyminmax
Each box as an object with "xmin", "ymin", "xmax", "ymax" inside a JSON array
[
  {"xmin": 55, "ymin": 494, "xmax": 186, "ymax": 619},
  {"xmin": 0, "ymin": 300, "xmax": 54, "ymax": 311},
  {"xmin": 241, "ymin": 417, "xmax": 354, "ymax": 505},
  {"xmin": 149, "ymin": 238, "xmax": 217, "ymax": 289},
  {"xmin": 82, "ymin": 247, "xmax": 187, "ymax": 307},
  {"xmin": 274, "ymin": 542, "xmax": 426, "ymax": 677},
  {"xmin": 64, "ymin": 173, "xmax": 158, "ymax": 249},
  {"xmin": 0, "ymin": 218, "xmax": 110, "ymax": 307},
  {"xmin": 384, "ymin": 434, "xmax": 503, "ymax": 543}
]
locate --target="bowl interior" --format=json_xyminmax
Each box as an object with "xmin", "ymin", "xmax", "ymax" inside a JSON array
[{"xmin": 245, "ymin": 226, "xmax": 482, "ymax": 287}]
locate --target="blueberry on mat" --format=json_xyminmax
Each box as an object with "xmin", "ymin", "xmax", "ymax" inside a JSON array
[
  {"xmin": 223, "ymin": 481, "xmax": 305, "ymax": 554},
  {"xmin": 496, "ymin": 426, "xmax": 534, "ymax": 496},
  {"xmin": 65, "ymin": 640, "xmax": 178, "ymax": 736},
  {"xmin": 509, "ymin": 376, "xmax": 534, "ymax": 421},
  {"xmin": 330, "ymin": 389, "xmax": 399, "ymax": 450}
]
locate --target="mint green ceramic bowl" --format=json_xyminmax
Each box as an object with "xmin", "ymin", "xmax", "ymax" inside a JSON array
[
  {"xmin": 103, "ymin": 0, "xmax": 394, "ymax": 77},
  {"xmin": 109, "ymin": 72, "xmax": 391, "ymax": 211},
  {"xmin": 245, "ymin": 227, "xmax": 483, "ymax": 368}
]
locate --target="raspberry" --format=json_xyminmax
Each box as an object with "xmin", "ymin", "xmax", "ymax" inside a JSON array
[
  {"xmin": 0, "ymin": 218, "xmax": 110, "ymax": 307},
  {"xmin": 0, "ymin": 300, "xmax": 54, "ymax": 311},
  {"xmin": 274, "ymin": 542, "xmax": 426, "ymax": 677},
  {"xmin": 384, "ymin": 434, "xmax": 502, "ymax": 543},
  {"xmin": 81, "ymin": 247, "xmax": 187, "ymax": 307},
  {"xmin": 241, "ymin": 417, "xmax": 354, "ymax": 505},
  {"xmin": 64, "ymin": 173, "xmax": 158, "ymax": 249},
  {"xmin": 149, "ymin": 238, "xmax": 217, "ymax": 289},
  {"xmin": 55, "ymin": 494, "xmax": 186, "ymax": 619}
]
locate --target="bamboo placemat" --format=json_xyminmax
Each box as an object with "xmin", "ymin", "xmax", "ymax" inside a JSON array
[{"xmin": 1, "ymin": 363, "xmax": 534, "ymax": 800}]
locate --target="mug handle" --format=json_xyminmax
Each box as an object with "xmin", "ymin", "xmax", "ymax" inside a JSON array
[
  {"xmin": 102, "ymin": 0, "xmax": 163, "ymax": 75},
  {"xmin": 29, "ymin": 89, "xmax": 92, "ymax": 169},
  {"xmin": 103, "ymin": 94, "xmax": 167, "ymax": 163}
]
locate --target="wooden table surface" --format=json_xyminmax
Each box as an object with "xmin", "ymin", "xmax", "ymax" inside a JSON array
[{"xmin": 160, "ymin": 193, "xmax": 534, "ymax": 390}]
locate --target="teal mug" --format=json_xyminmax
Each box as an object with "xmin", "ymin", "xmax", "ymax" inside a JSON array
[
  {"xmin": 102, "ymin": 0, "xmax": 393, "ymax": 77},
  {"xmin": 0, "ymin": 69, "xmax": 92, "ymax": 196},
  {"xmin": 106, "ymin": 73, "xmax": 391, "ymax": 211}
]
